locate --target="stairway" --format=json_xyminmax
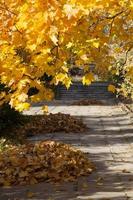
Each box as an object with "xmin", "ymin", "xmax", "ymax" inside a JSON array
[{"xmin": 55, "ymin": 81, "xmax": 116, "ymax": 102}]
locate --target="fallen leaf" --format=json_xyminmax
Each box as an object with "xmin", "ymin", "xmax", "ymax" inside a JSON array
[
  {"xmin": 122, "ymin": 169, "xmax": 131, "ymax": 173},
  {"xmin": 27, "ymin": 191, "xmax": 35, "ymax": 198},
  {"xmin": 82, "ymin": 183, "xmax": 88, "ymax": 189},
  {"xmin": 42, "ymin": 105, "xmax": 49, "ymax": 114},
  {"xmin": 72, "ymin": 99, "xmax": 104, "ymax": 106},
  {"xmin": 108, "ymin": 84, "xmax": 116, "ymax": 93}
]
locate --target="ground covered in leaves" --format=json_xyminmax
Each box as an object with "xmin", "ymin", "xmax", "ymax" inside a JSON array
[
  {"xmin": 0, "ymin": 113, "xmax": 88, "ymax": 151},
  {"xmin": 0, "ymin": 141, "xmax": 94, "ymax": 186},
  {"xmin": 15, "ymin": 113, "xmax": 88, "ymax": 137},
  {"xmin": 72, "ymin": 99, "xmax": 105, "ymax": 106},
  {"xmin": 0, "ymin": 111, "xmax": 92, "ymax": 187}
]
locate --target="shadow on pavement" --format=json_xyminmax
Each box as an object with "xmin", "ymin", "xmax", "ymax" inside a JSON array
[{"xmin": 0, "ymin": 111, "xmax": 133, "ymax": 200}]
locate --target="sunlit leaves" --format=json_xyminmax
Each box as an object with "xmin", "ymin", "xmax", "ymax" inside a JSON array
[
  {"xmin": 12, "ymin": 103, "xmax": 30, "ymax": 112},
  {"xmin": 108, "ymin": 84, "xmax": 116, "ymax": 93},
  {"xmin": 0, "ymin": 0, "xmax": 133, "ymax": 110},
  {"xmin": 42, "ymin": 105, "xmax": 49, "ymax": 114},
  {"xmin": 63, "ymin": 4, "xmax": 79, "ymax": 19},
  {"xmin": 82, "ymin": 73, "xmax": 95, "ymax": 85},
  {"xmin": 49, "ymin": 26, "xmax": 59, "ymax": 45},
  {"xmin": 86, "ymin": 39, "xmax": 100, "ymax": 49},
  {"xmin": 0, "ymin": 141, "xmax": 94, "ymax": 186}
]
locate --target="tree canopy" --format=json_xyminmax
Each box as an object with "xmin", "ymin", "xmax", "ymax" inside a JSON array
[{"xmin": 0, "ymin": 0, "xmax": 133, "ymax": 111}]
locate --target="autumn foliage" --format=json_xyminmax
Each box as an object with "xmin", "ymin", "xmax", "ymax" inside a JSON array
[
  {"xmin": 0, "ymin": 141, "xmax": 94, "ymax": 186},
  {"xmin": 0, "ymin": 0, "xmax": 133, "ymax": 111}
]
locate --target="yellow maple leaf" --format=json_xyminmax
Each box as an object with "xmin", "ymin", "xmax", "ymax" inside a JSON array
[
  {"xmin": 27, "ymin": 191, "xmax": 35, "ymax": 198},
  {"xmin": 63, "ymin": 4, "xmax": 78, "ymax": 19},
  {"xmin": 130, "ymin": 2, "xmax": 133, "ymax": 9},
  {"xmin": 42, "ymin": 105, "xmax": 49, "ymax": 113},
  {"xmin": 64, "ymin": 78, "xmax": 72, "ymax": 89},
  {"xmin": 66, "ymin": 42, "xmax": 73, "ymax": 48},
  {"xmin": 49, "ymin": 26, "xmax": 58, "ymax": 45},
  {"xmin": 108, "ymin": 84, "xmax": 116, "ymax": 93},
  {"xmin": 82, "ymin": 73, "xmax": 95, "ymax": 85},
  {"xmin": 86, "ymin": 39, "xmax": 100, "ymax": 48},
  {"xmin": 80, "ymin": 54, "xmax": 88, "ymax": 61},
  {"xmin": 15, "ymin": 103, "xmax": 30, "ymax": 112},
  {"xmin": 55, "ymin": 73, "xmax": 67, "ymax": 84},
  {"xmin": 92, "ymin": 41, "xmax": 100, "ymax": 48}
]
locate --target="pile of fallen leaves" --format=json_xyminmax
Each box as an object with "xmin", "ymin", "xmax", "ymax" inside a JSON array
[
  {"xmin": 72, "ymin": 99, "xmax": 105, "ymax": 106},
  {"xmin": 0, "ymin": 141, "xmax": 94, "ymax": 186},
  {"xmin": 17, "ymin": 113, "xmax": 88, "ymax": 137}
]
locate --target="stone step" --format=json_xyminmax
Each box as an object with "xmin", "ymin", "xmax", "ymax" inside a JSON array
[
  {"xmin": 58, "ymin": 92, "xmax": 113, "ymax": 95},
  {"xmin": 58, "ymin": 90, "xmax": 109, "ymax": 93},
  {"xmin": 58, "ymin": 94, "xmax": 110, "ymax": 97},
  {"xmin": 55, "ymin": 81, "xmax": 115, "ymax": 101}
]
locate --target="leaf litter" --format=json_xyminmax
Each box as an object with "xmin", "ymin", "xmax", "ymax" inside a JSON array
[
  {"xmin": 0, "ymin": 140, "xmax": 95, "ymax": 186},
  {"xmin": 71, "ymin": 99, "xmax": 105, "ymax": 106},
  {"xmin": 16, "ymin": 113, "xmax": 88, "ymax": 137}
]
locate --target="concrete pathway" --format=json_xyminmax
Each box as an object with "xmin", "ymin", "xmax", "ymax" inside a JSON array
[{"xmin": 0, "ymin": 101, "xmax": 133, "ymax": 200}]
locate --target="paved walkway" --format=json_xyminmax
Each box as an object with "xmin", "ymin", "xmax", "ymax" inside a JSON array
[{"xmin": 0, "ymin": 101, "xmax": 133, "ymax": 200}]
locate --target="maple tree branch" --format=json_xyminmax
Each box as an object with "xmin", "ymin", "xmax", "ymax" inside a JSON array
[
  {"xmin": 109, "ymin": 18, "xmax": 115, "ymax": 35},
  {"xmin": 15, "ymin": 25, "xmax": 23, "ymax": 34},
  {"xmin": 106, "ymin": 10, "xmax": 125, "ymax": 19},
  {"xmin": 23, "ymin": 74, "xmax": 35, "ymax": 81},
  {"xmin": 0, "ymin": 3, "xmax": 17, "ymax": 15}
]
